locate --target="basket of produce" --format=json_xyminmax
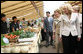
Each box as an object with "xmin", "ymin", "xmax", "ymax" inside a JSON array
[
  {"xmin": 4, "ymin": 29, "xmax": 25, "ymax": 43},
  {"xmin": 9, "ymin": 29, "xmax": 24, "ymax": 36},
  {"xmin": 19, "ymin": 31, "xmax": 35, "ymax": 39},
  {"xmin": 18, "ymin": 31, "xmax": 35, "ymax": 42},
  {"xmin": 4, "ymin": 34, "xmax": 19, "ymax": 43}
]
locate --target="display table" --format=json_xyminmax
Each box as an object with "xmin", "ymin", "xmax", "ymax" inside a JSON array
[{"xmin": 1, "ymin": 27, "xmax": 41, "ymax": 53}]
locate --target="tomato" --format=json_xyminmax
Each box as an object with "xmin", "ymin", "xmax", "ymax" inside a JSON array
[
  {"xmin": 14, "ymin": 35, "xmax": 17, "ymax": 37},
  {"xmin": 9, "ymin": 36, "xmax": 12, "ymax": 38},
  {"xmin": 9, "ymin": 36, "xmax": 11, "ymax": 39},
  {"xmin": 12, "ymin": 36, "xmax": 15, "ymax": 39},
  {"xmin": 4, "ymin": 34, "xmax": 8, "ymax": 37},
  {"xmin": 10, "ymin": 34, "xmax": 13, "ymax": 37},
  {"xmin": 9, "ymin": 34, "xmax": 13, "ymax": 38},
  {"xmin": 5, "ymin": 36, "xmax": 7, "ymax": 37},
  {"xmin": 7, "ymin": 36, "xmax": 10, "ymax": 38},
  {"xmin": 4, "ymin": 34, "xmax": 7, "ymax": 37},
  {"xmin": 4, "ymin": 35, "xmax": 9, "ymax": 38}
]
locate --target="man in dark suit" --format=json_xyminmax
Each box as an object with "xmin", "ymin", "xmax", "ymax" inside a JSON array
[
  {"xmin": 44, "ymin": 11, "xmax": 53, "ymax": 47},
  {"xmin": 1, "ymin": 13, "xmax": 8, "ymax": 34}
]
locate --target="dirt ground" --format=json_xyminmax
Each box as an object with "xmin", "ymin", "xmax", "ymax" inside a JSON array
[{"xmin": 39, "ymin": 41, "xmax": 63, "ymax": 53}]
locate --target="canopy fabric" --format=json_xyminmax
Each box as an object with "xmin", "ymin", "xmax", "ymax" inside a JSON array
[{"xmin": 1, "ymin": 1, "xmax": 44, "ymax": 20}]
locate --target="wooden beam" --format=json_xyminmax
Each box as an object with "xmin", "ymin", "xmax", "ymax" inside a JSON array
[
  {"xmin": 21, "ymin": 11, "xmax": 39, "ymax": 20},
  {"xmin": 5, "ymin": 5, "xmax": 33, "ymax": 15},
  {"xmin": 7, "ymin": 5, "xmax": 43, "ymax": 17},
  {"xmin": 18, "ymin": 11, "xmax": 38, "ymax": 20},
  {"xmin": 38, "ymin": 6, "xmax": 44, "ymax": 17},
  {"xmin": 7, "ymin": 9, "xmax": 38, "ymax": 20},
  {"xmin": 34, "ymin": 1, "xmax": 40, "ymax": 3},
  {"xmin": 1, "ymin": 1, "xmax": 26, "ymax": 10},
  {"xmin": 6, "ymin": 7, "xmax": 35, "ymax": 18},
  {"xmin": 1, "ymin": 1, "xmax": 31, "ymax": 13},
  {"xmin": 31, "ymin": 1, "xmax": 41, "ymax": 17},
  {"xmin": 1, "ymin": 1, "xmax": 42, "ymax": 13},
  {"xmin": 72, "ymin": 2, "xmax": 82, "ymax": 6},
  {"xmin": 6, "ymin": 5, "xmax": 43, "ymax": 18},
  {"xmin": 35, "ymin": 1, "xmax": 43, "ymax": 5},
  {"xmin": 1, "ymin": 1, "xmax": 25, "ymax": 9},
  {"xmin": 4, "ymin": 2, "xmax": 43, "ymax": 15}
]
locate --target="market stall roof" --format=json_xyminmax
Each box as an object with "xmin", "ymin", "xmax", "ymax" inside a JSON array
[
  {"xmin": 65, "ymin": 1, "xmax": 82, "ymax": 13},
  {"xmin": 1, "ymin": 1, "xmax": 44, "ymax": 20}
]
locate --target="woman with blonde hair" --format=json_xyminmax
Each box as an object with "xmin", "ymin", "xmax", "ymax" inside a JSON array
[
  {"xmin": 59, "ymin": 3, "xmax": 81, "ymax": 53},
  {"xmin": 72, "ymin": 5, "xmax": 82, "ymax": 53},
  {"xmin": 53, "ymin": 9, "xmax": 63, "ymax": 53},
  {"xmin": 72, "ymin": 5, "xmax": 80, "ymax": 13}
]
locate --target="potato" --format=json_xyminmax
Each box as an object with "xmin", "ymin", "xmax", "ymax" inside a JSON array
[
  {"xmin": 11, "ymin": 46, "xmax": 20, "ymax": 53},
  {"xmin": 1, "ymin": 48, "xmax": 4, "ymax": 53},
  {"xmin": 20, "ymin": 46, "xmax": 29, "ymax": 53},
  {"xmin": 4, "ymin": 47, "xmax": 11, "ymax": 53}
]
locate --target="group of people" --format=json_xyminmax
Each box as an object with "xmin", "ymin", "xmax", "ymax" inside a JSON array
[
  {"xmin": 1, "ymin": 14, "xmax": 39, "ymax": 34},
  {"xmin": 40, "ymin": 3, "xmax": 82, "ymax": 53},
  {"xmin": 1, "ymin": 3, "xmax": 82, "ymax": 53}
]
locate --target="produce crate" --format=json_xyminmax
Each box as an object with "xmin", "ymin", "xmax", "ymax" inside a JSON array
[
  {"xmin": 9, "ymin": 36, "xmax": 19, "ymax": 43},
  {"xmin": 1, "ymin": 42, "xmax": 34, "ymax": 53},
  {"xmin": 9, "ymin": 39, "xmax": 18, "ymax": 43},
  {"xmin": 1, "ymin": 41, "xmax": 39, "ymax": 53},
  {"xmin": 18, "ymin": 33, "xmax": 37, "ymax": 43},
  {"xmin": 29, "ymin": 43, "xmax": 39, "ymax": 53}
]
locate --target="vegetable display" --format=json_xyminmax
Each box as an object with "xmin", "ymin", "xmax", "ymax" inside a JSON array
[
  {"xmin": 1, "ymin": 27, "xmax": 40, "ymax": 53},
  {"xmin": 19, "ymin": 31, "xmax": 35, "ymax": 39},
  {"xmin": 4, "ymin": 34, "xmax": 19, "ymax": 42},
  {"xmin": 1, "ymin": 28, "xmax": 38, "ymax": 45},
  {"xmin": 4, "ymin": 47, "xmax": 11, "ymax": 53},
  {"xmin": 9, "ymin": 30, "xmax": 24, "ymax": 36},
  {"xmin": 11, "ymin": 46, "xmax": 20, "ymax": 53},
  {"xmin": 5, "ymin": 34, "xmax": 17, "ymax": 39},
  {"xmin": 20, "ymin": 46, "xmax": 29, "ymax": 53}
]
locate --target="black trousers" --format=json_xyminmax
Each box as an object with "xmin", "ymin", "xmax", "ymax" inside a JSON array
[
  {"xmin": 46, "ymin": 31, "xmax": 53, "ymax": 45},
  {"xmin": 62, "ymin": 33, "xmax": 78, "ymax": 53},
  {"xmin": 81, "ymin": 34, "xmax": 83, "ymax": 53},
  {"xmin": 41, "ymin": 29, "xmax": 46, "ymax": 41},
  {"xmin": 78, "ymin": 34, "xmax": 82, "ymax": 53}
]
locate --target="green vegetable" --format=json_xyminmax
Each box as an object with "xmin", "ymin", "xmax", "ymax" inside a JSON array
[
  {"xmin": 19, "ymin": 31, "xmax": 35, "ymax": 38},
  {"xmin": 13, "ymin": 30, "xmax": 20, "ymax": 35},
  {"xmin": 26, "ymin": 31, "xmax": 35, "ymax": 38},
  {"xmin": 8, "ymin": 32, "xmax": 14, "ymax": 35},
  {"xmin": 19, "ymin": 33, "xmax": 27, "ymax": 39},
  {"xmin": 9, "ymin": 29, "xmax": 24, "ymax": 36}
]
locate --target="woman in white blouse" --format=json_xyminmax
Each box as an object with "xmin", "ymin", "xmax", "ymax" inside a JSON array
[
  {"xmin": 72, "ymin": 5, "xmax": 82, "ymax": 36},
  {"xmin": 72, "ymin": 5, "xmax": 82, "ymax": 53},
  {"xmin": 59, "ymin": 4, "xmax": 81, "ymax": 53}
]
